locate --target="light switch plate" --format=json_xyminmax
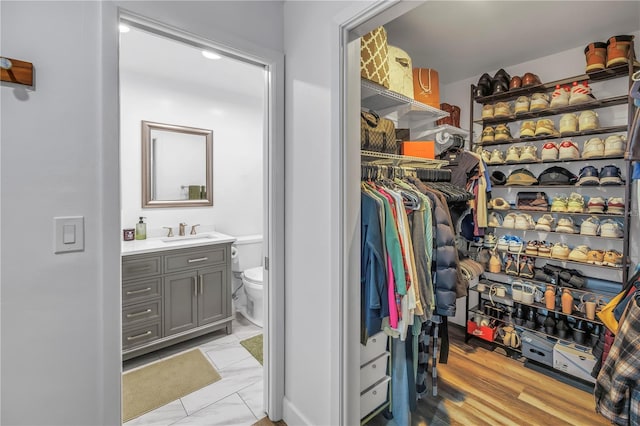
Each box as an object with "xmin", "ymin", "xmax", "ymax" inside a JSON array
[{"xmin": 54, "ymin": 216, "xmax": 84, "ymax": 253}]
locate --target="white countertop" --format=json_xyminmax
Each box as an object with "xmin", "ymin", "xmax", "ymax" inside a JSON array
[{"xmin": 121, "ymin": 231, "xmax": 236, "ymax": 256}]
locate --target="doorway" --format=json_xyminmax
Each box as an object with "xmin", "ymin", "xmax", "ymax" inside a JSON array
[{"xmin": 118, "ymin": 13, "xmax": 284, "ymax": 424}]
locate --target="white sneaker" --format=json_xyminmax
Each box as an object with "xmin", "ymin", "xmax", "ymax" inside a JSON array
[
  {"xmin": 488, "ymin": 149, "xmax": 505, "ymax": 165},
  {"xmin": 482, "ymin": 104, "xmax": 494, "ymax": 119},
  {"xmin": 505, "ymin": 146, "xmax": 521, "ymax": 163},
  {"xmin": 600, "ymin": 220, "xmax": 623, "ymax": 238},
  {"xmin": 514, "ymin": 96, "xmax": 530, "ymax": 114},
  {"xmin": 587, "ymin": 196, "xmax": 606, "ymax": 213},
  {"xmin": 488, "ymin": 212, "xmax": 503, "ymax": 227},
  {"xmin": 534, "ymin": 214, "xmax": 555, "ymax": 232},
  {"xmin": 541, "ymin": 142, "xmax": 559, "ymax": 161},
  {"xmin": 580, "ymin": 216, "xmax": 601, "ymax": 236},
  {"xmin": 519, "ymin": 145, "xmax": 538, "ymax": 162},
  {"xmin": 556, "ymin": 217, "xmax": 577, "ymax": 234},
  {"xmin": 604, "ymin": 134, "xmax": 626, "ymax": 157},
  {"xmin": 607, "ymin": 197, "xmax": 625, "ymax": 215},
  {"xmin": 559, "ymin": 113, "xmax": 578, "ymax": 134},
  {"xmin": 550, "ymin": 85, "xmax": 570, "ymax": 108},
  {"xmin": 579, "ymin": 110, "xmax": 599, "ymax": 131},
  {"xmin": 582, "ymin": 137, "xmax": 605, "ymax": 158},
  {"xmin": 530, "ymin": 93, "xmax": 550, "ymax": 111},
  {"xmin": 558, "ymin": 140, "xmax": 580, "ymax": 159},
  {"xmin": 569, "ymin": 81, "xmax": 593, "ymax": 105},
  {"xmin": 494, "ymin": 102, "xmax": 512, "ymax": 117},
  {"xmin": 503, "ymin": 213, "xmax": 517, "ymax": 229},
  {"xmin": 515, "ymin": 214, "xmax": 535, "ymax": 230}
]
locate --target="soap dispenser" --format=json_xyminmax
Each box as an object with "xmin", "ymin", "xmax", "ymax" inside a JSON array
[{"xmin": 135, "ymin": 217, "xmax": 147, "ymax": 240}]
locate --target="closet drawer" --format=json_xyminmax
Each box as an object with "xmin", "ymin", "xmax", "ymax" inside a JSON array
[
  {"xmin": 164, "ymin": 247, "xmax": 227, "ymax": 273},
  {"xmin": 122, "ymin": 255, "xmax": 162, "ymax": 280},
  {"xmin": 360, "ymin": 331, "xmax": 388, "ymax": 365},
  {"xmin": 360, "ymin": 352, "xmax": 389, "ymax": 392},
  {"xmin": 122, "ymin": 300, "xmax": 161, "ymax": 327},
  {"xmin": 122, "ymin": 322, "xmax": 161, "ymax": 350},
  {"xmin": 122, "ymin": 277, "xmax": 162, "ymax": 305},
  {"xmin": 360, "ymin": 376, "xmax": 390, "ymax": 420}
]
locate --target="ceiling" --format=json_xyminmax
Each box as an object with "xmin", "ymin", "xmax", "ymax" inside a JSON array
[{"xmin": 385, "ymin": 1, "xmax": 640, "ymax": 85}]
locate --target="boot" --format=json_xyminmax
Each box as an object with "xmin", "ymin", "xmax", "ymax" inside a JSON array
[
  {"xmin": 584, "ymin": 42, "xmax": 607, "ymax": 72},
  {"xmin": 606, "ymin": 35, "xmax": 635, "ymax": 68}
]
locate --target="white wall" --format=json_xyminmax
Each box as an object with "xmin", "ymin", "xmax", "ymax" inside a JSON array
[
  {"xmin": 120, "ymin": 70, "xmax": 264, "ymax": 238},
  {"xmin": 1, "ymin": 1, "xmax": 283, "ymax": 425}
]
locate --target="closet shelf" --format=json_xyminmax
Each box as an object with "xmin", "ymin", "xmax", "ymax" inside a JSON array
[
  {"xmin": 481, "ymin": 271, "xmax": 622, "ymax": 294},
  {"xmin": 484, "ymin": 155, "xmax": 625, "ymax": 167},
  {"xmin": 488, "ymin": 226, "xmax": 624, "ymax": 241},
  {"xmin": 361, "ymin": 150, "xmax": 448, "ymax": 169},
  {"xmin": 487, "ymin": 208, "xmax": 627, "ymax": 218},
  {"xmin": 491, "ymin": 184, "xmax": 626, "ymax": 189},
  {"xmin": 492, "ymin": 248, "xmax": 626, "ymax": 270},
  {"xmin": 476, "ymin": 125, "xmax": 629, "ymax": 147},
  {"xmin": 415, "ymin": 124, "xmax": 469, "ymax": 139}
]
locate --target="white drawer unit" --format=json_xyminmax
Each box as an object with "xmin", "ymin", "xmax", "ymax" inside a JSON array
[
  {"xmin": 360, "ymin": 376, "xmax": 391, "ymax": 420},
  {"xmin": 360, "ymin": 331, "xmax": 388, "ymax": 365},
  {"xmin": 360, "ymin": 352, "xmax": 390, "ymax": 392},
  {"xmin": 359, "ymin": 331, "xmax": 391, "ymax": 422}
]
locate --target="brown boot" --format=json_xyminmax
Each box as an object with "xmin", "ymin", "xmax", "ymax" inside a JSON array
[
  {"xmin": 584, "ymin": 42, "xmax": 607, "ymax": 72},
  {"xmin": 606, "ymin": 35, "xmax": 635, "ymax": 68}
]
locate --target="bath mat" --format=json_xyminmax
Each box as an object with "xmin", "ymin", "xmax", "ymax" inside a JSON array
[
  {"xmin": 240, "ymin": 334, "xmax": 263, "ymax": 365},
  {"xmin": 122, "ymin": 348, "xmax": 221, "ymax": 422}
]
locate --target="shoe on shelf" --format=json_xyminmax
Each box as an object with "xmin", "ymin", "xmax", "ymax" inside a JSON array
[
  {"xmin": 576, "ymin": 165, "xmax": 600, "ymax": 186},
  {"xmin": 514, "ymin": 96, "xmax": 530, "ymax": 114},
  {"xmin": 494, "ymin": 102, "xmax": 513, "ymax": 118},
  {"xmin": 606, "ymin": 197, "xmax": 625, "ymax": 215},
  {"xmin": 530, "ymin": 92, "xmax": 550, "ymax": 111},
  {"xmin": 600, "ymin": 219, "xmax": 624, "ymax": 238},
  {"xmin": 503, "ymin": 212, "xmax": 517, "ymax": 229},
  {"xmin": 505, "ymin": 254, "xmax": 519, "ymax": 275},
  {"xmin": 510, "ymin": 76, "xmax": 522, "ymax": 90},
  {"xmin": 496, "ymin": 235, "xmax": 511, "ymax": 252},
  {"xmin": 482, "ymin": 104, "xmax": 494, "ymax": 119},
  {"xmin": 583, "ymin": 137, "xmax": 605, "ymax": 158},
  {"xmin": 603, "ymin": 250, "xmax": 623, "ymax": 267},
  {"xmin": 537, "ymin": 241, "xmax": 552, "ymax": 258},
  {"xmin": 556, "ymin": 216, "xmax": 577, "ymax": 233},
  {"xmin": 519, "ymin": 121, "xmax": 536, "ymax": 138},
  {"xmin": 568, "ymin": 245, "xmax": 590, "ymax": 262},
  {"xmin": 489, "ymin": 197, "xmax": 511, "ymax": 210},
  {"xmin": 541, "ymin": 142, "xmax": 559, "ymax": 161},
  {"xmin": 568, "ymin": 81, "xmax": 594, "ymax": 105},
  {"xmin": 515, "ymin": 214, "xmax": 535, "ymax": 230},
  {"xmin": 479, "ymin": 148, "xmax": 491, "ymax": 164},
  {"xmin": 484, "ymin": 233, "xmax": 497, "ymax": 248},
  {"xmin": 580, "ymin": 216, "xmax": 601, "ymax": 236},
  {"xmin": 550, "ymin": 85, "xmax": 570, "ymax": 108},
  {"xmin": 587, "ymin": 249, "xmax": 605, "ymax": 265},
  {"xmin": 494, "ymin": 124, "xmax": 512, "ymax": 141},
  {"xmin": 551, "ymin": 194, "xmax": 568, "ymax": 212},
  {"xmin": 534, "ymin": 119, "xmax": 559, "ymax": 136},
  {"xmin": 558, "ymin": 140, "xmax": 580, "ymax": 160},
  {"xmin": 600, "ymin": 165, "xmax": 624, "ymax": 186},
  {"xmin": 519, "ymin": 145, "xmax": 538, "ymax": 162},
  {"xmin": 519, "ymin": 256, "xmax": 535, "ymax": 279},
  {"xmin": 578, "ymin": 110, "xmax": 599, "ymax": 131},
  {"xmin": 587, "ymin": 196, "xmax": 606, "ymax": 213},
  {"xmin": 551, "ymin": 242, "xmax": 571, "ymax": 260},
  {"xmin": 505, "ymin": 146, "xmax": 521, "ymax": 163},
  {"xmin": 606, "ymin": 35, "xmax": 636, "ymax": 68},
  {"xmin": 522, "ymin": 72, "xmax": 542, "ymax": 87},
  {"xmin": 526, "ymin": 240, "xmax": 539, "ymax": 256},
  {"xmin": 585, "ymin": 42, "xmax": 607, "ymax": 72},
  {"xmin": 535, "ymin": 214, "xmax": 555, "ymax": 232},
  {"xmin": 488, "ymin": 149, "xmax": 505, "ymax": 165},
  {"xmin": 604, "ymin": 134, "xmax": 626, "ymax": 157},
  {"xmin": 476, "ymin": 73, "xmax": 493, "ymax": 97},
  {"xmin": 481, "ymin": 126, "xmax": 495, "ymax": 143},
  {"xmin": 567, "ymin": 192, "xmax": 586, "ymax": 213},
  {"xmin": 508, "ymin": 236, "xmax": 525, "ymax": 253},
  {"xmin": 559, "ymin": 113, "xmax": 579, "ymax": 134},
  {"xmin": 488, "ymin": 212, "xmax": 504, "ymax": 227}
]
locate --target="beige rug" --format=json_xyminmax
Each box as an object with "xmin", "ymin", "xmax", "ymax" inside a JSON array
[
  {"xmin": 240, "ymin": 334, "xmax": 263, "ymax": 365},
  {"xmin": 122, "ymin": 348, "xmax": 221, "ymax": 422}
]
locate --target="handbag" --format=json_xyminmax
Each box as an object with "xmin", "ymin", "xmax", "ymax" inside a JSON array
[
  {"xmin": 361, "ymin": 110, "xmax": 397, "ymax": 154},
  {"xmin": 517, "ymin": 192, "xmax": 549, "ymax": 211},
  {"xmin": 412, "ymin": 68, "xmax": 440, "ymax": 109},
  {"xmin": 361, "ymin": 27, "xmax": 390, "ymax": 88},
  {"xmin": 387, "ymin": 45, "xmax": 414, "ymax": 99},
  {"xmin": 597, "ymin": 289, "xmax": 628, "ymax": 333},
  {"xmin": 436, "ymin": 103, "xmax": 461, "ymax": 127}
]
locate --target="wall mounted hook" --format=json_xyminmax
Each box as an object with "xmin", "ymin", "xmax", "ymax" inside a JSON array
[{"xmin": 0, "ymin": 56, "xmax": 33, "ymax": 87}]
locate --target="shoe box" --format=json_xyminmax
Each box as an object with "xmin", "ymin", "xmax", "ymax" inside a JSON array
[
  {"xmin": 552, "ymin": 341, "xmax": 596, "ymax": 383},
  {"xmin": 467, "ymin": 320, "xmax": 497, "ymax": 342},
  {"xmin": 521, "ymin": 331, "xmax": 555, "ymax": 367}
]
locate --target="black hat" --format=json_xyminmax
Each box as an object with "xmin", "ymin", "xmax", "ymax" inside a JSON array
[
  {"xmin": 490, "ymin": 171, "xmax": 507, "ymax": 185},
  {"xmin": 538, "ymin": 166, "xmax": 578, "ymax": 185}
]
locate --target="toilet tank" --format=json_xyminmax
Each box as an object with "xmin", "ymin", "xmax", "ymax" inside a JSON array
[{"xmin": 231, "ymin": 234, "xmax": 263, "ymax": 272}]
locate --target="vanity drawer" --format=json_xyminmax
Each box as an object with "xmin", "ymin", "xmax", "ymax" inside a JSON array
[
  {"xmin": 164, "ymin": 247, "xmax": 227, "ymax": 273},
  {"xmin": 122, "ymin": 255, "xmax": 162, "ymax": 280},
  {"xmin": 122, "ymin": 322, "xmax": 161, "ymax": 350},
  {"xmin": 360, "ymin": 352, "xmax": 389, "ymax": 392},
  {"xmin": 122, "ymin": 300, "xmax": 162, "ymax": 327},
  {"xmin": 122, "ymin": 278, "xmax": 162, "ymax": 305}
]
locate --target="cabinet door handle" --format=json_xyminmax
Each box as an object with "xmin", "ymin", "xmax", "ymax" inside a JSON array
[
  {"xmin": 126, "ymin": 309, "xmax": 152, "ymax": 318},
  {"xmin": 126, "ymin": 287, "xmax": 151, "ymax": 295},
  {"xmin": 199, "ymin": 275, "xmax": 203, "ymax": 294},
  {"xmin": 128, "ymin": 265, "xmax": 152, "ymax": 272},
  {"xmin": 187, "ymin": 257, "xmax": 208, "ymax": 263},
  {"xmin": 193, "ymin": 276, "xmax": 197, "ymax": 295},
  {"xmin": 127, "ymin": 330, "xmax": 152, "ymax": 341}
]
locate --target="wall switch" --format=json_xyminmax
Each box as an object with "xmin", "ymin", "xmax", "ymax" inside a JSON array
[{"xmin": 54, "ymin": 216, "xmax": 84, "ymax": 253}]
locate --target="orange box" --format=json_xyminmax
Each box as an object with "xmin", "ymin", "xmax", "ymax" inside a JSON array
[
  {"xmin": 467, "ymin": 320, "xmax": 497, "ymax": 342},
  {"xmin": 401, "ymin": 141, "xmax": 435, "ymax": 159}
]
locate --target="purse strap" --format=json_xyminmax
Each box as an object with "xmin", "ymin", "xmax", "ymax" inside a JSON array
[
  {"xmin": 418, "ymin": 69, "xmax": 432, "ymax": 94},
  {"xmin": 361, "ymin": 110, "xmax": 380, "ymax": 128}
]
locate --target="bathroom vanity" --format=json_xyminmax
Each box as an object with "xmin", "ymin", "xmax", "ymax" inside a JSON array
[{"xmin": 121, "ymin": 233, "xmax": 235, "ymax": 360}]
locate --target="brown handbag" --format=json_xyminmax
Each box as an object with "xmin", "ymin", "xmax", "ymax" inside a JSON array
[
  {"xmin": 436, "ymin": 103, "xmax": 461, "ymax": 127},
  {"xmin": 361, "ymin": 27, "xmax": 390, "ymax": 88},
  {"xmin": 361, "ymin": 110, "xmax": 397, "ymax": 154},
  {"xmin": 412, "ymin": 68, "xmax": 440, "ymax": 109}
]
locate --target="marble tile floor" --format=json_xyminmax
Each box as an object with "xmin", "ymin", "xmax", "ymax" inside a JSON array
[{"xmin": 124, "ymin": 314, "xmax": 264, "ymax": 426}]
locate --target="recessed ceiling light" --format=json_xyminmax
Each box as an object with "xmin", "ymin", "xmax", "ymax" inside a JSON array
[
  {"xmin": 119, "ymin": 24, "xmax": 130, "ymax": 33},
  {"xmin": 202, "ymin": 50, "xmax": 221, "ymax": 60}
]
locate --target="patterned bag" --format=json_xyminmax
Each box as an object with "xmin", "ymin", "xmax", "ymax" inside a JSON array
[
  {"xmin": 361, "ymin": 27, "xmax": 390, "ymax": 88},
  {"xmin": 361, "ymin": 110, "xmax": 397, "ymax": 154},
  {"xmin": 387, "ymin": 45, "xmax": 414, "ymax": 99}
]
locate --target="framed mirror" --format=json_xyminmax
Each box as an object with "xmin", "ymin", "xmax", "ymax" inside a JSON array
[{"xmin": 141, "ymin": 120, "xmax": 213, "ymax": 208}]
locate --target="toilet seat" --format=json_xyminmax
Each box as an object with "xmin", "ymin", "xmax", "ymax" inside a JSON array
[{"xmin": 242, "ymin": 266, "xmax": 263, "ymax": 286}]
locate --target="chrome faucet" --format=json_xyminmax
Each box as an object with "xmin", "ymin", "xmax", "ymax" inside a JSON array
[
  {"xmin": 179, "ymin": 222, "xmax": 187, "ymax": 236},
  {"xmin": 190, "ymin": 224, "xmax": 200, "ymax": 235}
]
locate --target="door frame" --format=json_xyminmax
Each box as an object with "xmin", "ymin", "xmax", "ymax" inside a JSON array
[{"xmin": 118, "ymin": 10, "xmax": 285, "ymax": 421}]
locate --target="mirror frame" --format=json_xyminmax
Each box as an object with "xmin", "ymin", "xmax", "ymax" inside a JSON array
[{"xmin": 141, "ymin": 120, "xmax": 213, "ymax": 208}]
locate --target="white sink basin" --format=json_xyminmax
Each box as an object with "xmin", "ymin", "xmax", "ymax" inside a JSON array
[{"xmin": 161, "ymin": 233, "xmax": 218, "ymax": 243}]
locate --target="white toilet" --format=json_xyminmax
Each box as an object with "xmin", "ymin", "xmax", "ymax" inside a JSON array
[{"xmin": 231, "ymin": 235, "xmax": 264, "ymax": 327}]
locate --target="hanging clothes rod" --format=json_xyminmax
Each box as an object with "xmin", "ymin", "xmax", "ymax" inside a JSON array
[
  {"xmin": 361, "ymin": 163, "xmax": 452, "ymax": 182},
  {"xmin": 361, "ymin": 150, "xmax": 448, "ymax": 169}
]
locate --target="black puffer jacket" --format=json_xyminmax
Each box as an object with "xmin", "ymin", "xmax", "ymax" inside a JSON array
[{"xmin": 407, "ymin": 177, "xmax": 462, "ymax": 316}]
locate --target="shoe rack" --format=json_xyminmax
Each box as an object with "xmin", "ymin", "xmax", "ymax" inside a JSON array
[{"xmin": 464, "ymin": 44, "xmax": 638, "ymax": 385}]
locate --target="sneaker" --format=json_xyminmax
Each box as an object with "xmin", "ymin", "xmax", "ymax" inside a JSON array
[
  {"xmin": 587, "ymin": 249, "xmax": 605, "ymax": 265},
  {"xmin": 568, "ymin": 245, "xmax": 590, "ymax": 262},
  {"xmin": 578, "ymin": 110, "xmax": 599, "ymax": 131},
  {"xmin": 558, "ymin": 140, "xmax": 580, "ymax": 159},
  {"xmin": 515, "ymin": 214, "xmax": 535, "ymax": 230},
  {"xmin": 488, "ymin": 212, "xmax": 504, "ymax": 228},
  {"xmin": 519, "ymin": 257, "xmax": 535, "ymax": 279},
  {"xmin": 530, "ymin": 92, "xmax": 550, "ymax": 111},
  {"xmin": 479, "ymin": 149, "xmax": 491, "ymax": 164},
  {"xmin": 503, "ymin": 213, "xmax": 517, "ymax": 229},
  {"xmin": 600, "ymin": 165, "xmax": 624, "ymax": 186},
  {"xmin": 484, "ymin": 233, "xmax": 497, "ymax": 248},
  {"xmin": 559, "ymin": 113, "xmax": 578, "ymax": 134},
  {"xmin": 514, "ymin": 96, "xmax": 530, "ymax": 114},
  {"xmin": 603, "ymin": 250, "xmax": 623, "ymax": 267},
  {"xmin": 587, "ymin": 196, "xmax": 606, "ymax": 213},
  {"xmin": 537, "ymin": 241, "xmax": 552, "ymax": 257},
  {"xmin": 488, "ymin": 149, "xmax": 505, "ymax": 165},
  {"xmin": 582, "ymin": 137, "xmax": 605, "ymax": 158},
  {"xmin": 482, "ymin": 104, "xmax": 494, "ymax": 119},
  {"xmin": 489, "ymin": 197, "xmax": 511, "ymax": 210},
  {"xmin": 576, "ymin": 166, "xmax": 600, "ymax": 186},
  {"xmin": 551, "ymin": 195, "xmax": 568, "ymax": 212},
  {"xmin": 541, "ymin": 142, "xmax": 559, "ymax": 161},
  {"xmin": 535, "ymin": 214, "xmax": 555, "ymax": 232},
  {"xmin": 494, "ymin": 102, "xmax": 512, "ymax": 117},
  {"xmin": 604, "ymin": 134, "xmax": 626, "ymax": 157},
  {"xmin": 550, "ymin": 85, "xmax": 570, "ymax": 108},
  {"xmin": 519, "ymin": 145, "xmax": 538, "ymax": 162},
  {"xmin": 534, "ymin": 119, "xmax": 559, "ymax": 136},
  {"xmin": 508, "ymin": 236, "xmax": 525, "ymax": 253},
  {"xmin": 526, "ymin": 241, "xmax": 539, "ymax": 256},
  {"xmin": 519, "ymin": 121, "xmax": 536, "ymax": 138},
  {"xmin": 505, "ymin": 146, "xmax": 521, "ymax": 163},
  {"xmin": 580, "ymin": 216, "xmax": 601, "ymax": 236},
  {"xmin": 606, "ymin": 197, "xmax": 625, "ymax": 215},
  {"xmin": 551, "ymin": 243, "xmax": 570, "ymax": 260},
  {"xmin": 481, "ymin": 126, "xmax": 495, "ymax": 143},
  {"xmin": 494, "ymin": 124, "xmax": 512, "ymax": 141},
  {"xmin": 497, "ymin": 235, "xmax": 511, "ymax": 252},
  {"xmin": 556, "ymin": 217, "xmax": 577, "ymax": 233},
  {"xmin": 600, "ymin": 219, "xmax": 624, "ymax": 238},
  {"xmin": 505, "ymin": 254, "xmax": 519, "ymax": 275},
  {"xmin": 568, "ymin": 81, "xmax": 593, "ymax": 105},
  {"xmin": 567, "ymin": 192, "xmax": 586, "ymax": 213}
]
